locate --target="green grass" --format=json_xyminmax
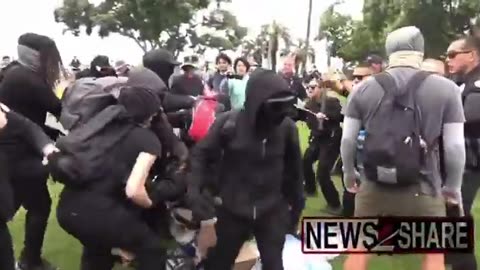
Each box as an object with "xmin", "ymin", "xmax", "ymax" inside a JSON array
[{"xmin": 8, "ymin": 123, "xmax": 480, "ymax": 270}]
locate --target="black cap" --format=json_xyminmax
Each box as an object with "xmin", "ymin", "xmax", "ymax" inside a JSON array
[
  {"xmin": 143, "ymin": 49, "xmax": 181, "ymax": 66},
  {"xmin": 18, "ymin": 33, "xmax": 55, "ymax": 52},
  {"xmin": 366, "ymin": 54, "xmax": 383, "ymax": 65}
]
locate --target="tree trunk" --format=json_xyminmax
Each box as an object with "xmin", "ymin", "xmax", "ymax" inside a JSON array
[{"xmin": 302, "ymin": 0, "xmax": 313, "ymax": 73}]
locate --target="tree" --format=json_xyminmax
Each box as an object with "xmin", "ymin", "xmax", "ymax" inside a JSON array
[
  {"xmin": 294, "ymin": 39, "xmax": 315, "ymax": 75},
  {"xmin": 318, "ymin": 0, "xmax": 480, "ymax": 62},
  {"xmin": 303, "ymin": 0, "xmax": 313, "ymax": 73},
  {"xmin": 362, "ymin": 0, "xmax": 480, "ymax": 58},
  {"xmin": 266, "ymin": 21, "xmax": 292, "ymax": 71},
  {"xmin": 54, "ymin": 0, "xmax": 246, "ymax": 56}
]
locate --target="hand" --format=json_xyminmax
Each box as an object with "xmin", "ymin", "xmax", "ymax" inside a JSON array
[
  {"xmin": 42, "ymin": 144, "xmax": 60, "ymax": 158},
  {"xmin": 344, "ymin": 173, "xmax": 359, "ymax": 193},
  {"xmin": 0, "ymin": 109, "xmax": 7, "ymax": 130},
  {"xmin": 442, "ymin": 187, "xmax": 461, "ymax": 206},
  {"xmin": 316, "ymin": 112, "xmax": 328, "ymax": 120}
]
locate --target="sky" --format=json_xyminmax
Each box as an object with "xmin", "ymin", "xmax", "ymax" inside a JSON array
[{"xmin": 0, "ymin": 0, "xmax": 363, "ymax": 66}]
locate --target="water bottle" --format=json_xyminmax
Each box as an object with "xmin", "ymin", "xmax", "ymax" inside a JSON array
[{"xmin": 357, "ymin": 130, "xmax": 367, "ymax": 170}]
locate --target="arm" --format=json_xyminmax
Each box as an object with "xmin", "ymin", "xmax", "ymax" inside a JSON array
[
  {"xmin": 442, "ymin": 123, "xmax": 465, "ymax": 196},
  {"xmin": 2, "ymin": 104, "xmax": 54, "ymax": 156},
  {"xmin": 35, "ymin": 82, "xmax": 62, "ymax": 118},
  {"xmin": 340, "ymin": 117, "xmax": 362, "ymax": 189},
  {"xmin": 282, "ymin": 120, "xmax": 305, "ymax": 231},
  {"xmin": 150, "ymin": 109, "xmax": 188, "ymax": 162},
  {"xmin": 125, "ymin": 152, "xmax": 158, "ymax": 208},
  {"xmin": 162, "ymin": 92, "xmax": 195, "ymax": 113},
  {"xmin": 325, "ymin": 97, "xmax": 344, "ymax": 123},
  {"xmin": 187, "ymin": 113, "xmax": 231, "ymax": 221}
]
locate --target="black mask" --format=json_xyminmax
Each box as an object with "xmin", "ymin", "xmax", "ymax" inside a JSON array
[{"xmin": 257, "ymin": 96, "xmax": 295, "ymax": 127}]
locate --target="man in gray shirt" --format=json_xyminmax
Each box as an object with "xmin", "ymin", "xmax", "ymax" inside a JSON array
[{"xmin": 341, "ymin": 26, "xmax": 466, "ymax": 270}]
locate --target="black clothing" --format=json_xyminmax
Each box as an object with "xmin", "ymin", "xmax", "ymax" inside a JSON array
[
  {"xmin": 75, "ymin": 55, "xmax": 114, "ymax": 79},
  {"xmin": 170, "ymin": 74, "xmax": 204, "ymax": 97},
  {"xmin": 0, "ymin": 221, "xmax": 14, "ymax": 270},
  {"xmin": 57, "ymin": 189, "xmax": 165, "ymax": 270},
  {"xmin": 189, "ymin": 70, "xmax": 304, "ymax": 223},
  {"xmin": 57, "ymin": 126, "xmax": 164, "ymax": 270},
  {"xmin": 303, "ymin": 136, "xmax": 341, "ymax": 208},
  {"xmin": 280, "ymin": 73, "xmax": 307, "ymax": 100},
  {"xmin": 207, "ymin": 72, "xmax": 227, "ymax": 92},
  {"xmin": 299, "ymin": 96, "xmax": 343, "ymax": 139},
  {"xmin": 0, "ymin": 64, "xmax": 61, "ymax": 150},
  {"xmin": 203, "ymin": 204, "xmax": 289, "ymax": 270},
  {"xmin": 461, "ymin": 65, "xmax": 480, "ymax": 138},
  {"xmin": 70, "ymin": 58, "xmax": 81, "ymax": 69}
]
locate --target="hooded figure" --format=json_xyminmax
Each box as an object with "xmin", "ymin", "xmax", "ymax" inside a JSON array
[
  {"xmin": 0, "ymin": 33, "xmax": 62, "ymax": 270},
  {"xmin": 55, "ymin": 79, "xmax": 170, "ymax": 270},
  {"xmin": 75, "ymin": 55, "xmax": 115, "ymax": 79},
  {"xmin": 142, "ymin": 49, "xmax": 196, "ymax": 114},
  {"xmin": 188, "ymin": 69, "xmax": 305, "ymax": 270}
]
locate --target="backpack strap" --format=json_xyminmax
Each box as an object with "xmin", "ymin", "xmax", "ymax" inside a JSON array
[{"xmin": 404, "ymin": 71, "xmax": 431, "ymax": 138}]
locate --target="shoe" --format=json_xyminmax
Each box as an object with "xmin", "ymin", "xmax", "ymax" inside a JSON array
[
  {"xmin": 16, "ymin": 259, "xmax": 58, "ymax": 270},
  {"xmin": 321, "ymin": 205, "xmax": 343, "ymax": 216}
]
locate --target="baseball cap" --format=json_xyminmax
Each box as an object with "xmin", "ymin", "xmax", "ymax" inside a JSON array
[{"xmin": 366, "ymin": 54, "xmax": 383, "ymax": 65}]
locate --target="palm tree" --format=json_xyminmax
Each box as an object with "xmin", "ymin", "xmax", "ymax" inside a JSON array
[
  {"xmin": 294, "ymin": 39, "xmax": 315, "ymax": 75},
  {"xmin": 267, "ymin": 21, "xmax": 292, "ymax": 71},
  {"xmin": 303, "ymin": 0, "xmax": 313, "ymax": 72}
]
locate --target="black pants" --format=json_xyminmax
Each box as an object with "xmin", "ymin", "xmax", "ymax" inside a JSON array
[
  {"xmin": 57, "ymin": 188, "xmax": 166, "ymax": 270},
  {"xmin": 445, "ymin": 170, "xmax": 480, "ymax": 270},
  {"xmin": 340, "ymin": 170, "xmax": 356, "ymax": 217},
  {"xmin": 9, "ymin": 157, "xmax": 51, "ymax": 266},
  {"xmin": 204, "ymin": 205, "xmax": 289, "ymax": 270},
  {"xmin": 0, "ymin": 153, "xmax": 15, "ymax": 270},
  {"xmin": 303, "ymin": 137, "xmax": 341, "ymax": 208}
]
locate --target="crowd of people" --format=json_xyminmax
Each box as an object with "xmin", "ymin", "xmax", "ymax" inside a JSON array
[{"xmin": 0, "ymin": 24, "xmax": 479, "ymax": 270}]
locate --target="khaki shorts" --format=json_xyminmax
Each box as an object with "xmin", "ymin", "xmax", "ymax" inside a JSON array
[{"xmin": 355, "ymin": 181, "xmax": 446, "ymax": 217}]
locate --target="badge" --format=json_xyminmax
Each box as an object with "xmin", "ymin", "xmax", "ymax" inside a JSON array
[{"xmin": 475, "ymin": 80, "xmax": 480, "ymax": 88}]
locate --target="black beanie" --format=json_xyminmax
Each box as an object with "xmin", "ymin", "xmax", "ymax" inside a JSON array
[
  {"xmin": 18, "ymin": 33, "xmax": 55, "ymax": 52},
  {"xmin": 118, "ymin": 87, "xmax": 161, "ymax": 124}
]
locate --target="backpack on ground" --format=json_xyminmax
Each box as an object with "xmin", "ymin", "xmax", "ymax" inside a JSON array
[
  {"xmin": 59, "ymin": 76, "xmax": 128, "ymax": 131},
  {"xmin": 362, "ymin": 71, "xmax": 431, "ymax": 186},
  {"xmin": 188, "ymin": 96, "xmax": 223, "ymax": 142}
]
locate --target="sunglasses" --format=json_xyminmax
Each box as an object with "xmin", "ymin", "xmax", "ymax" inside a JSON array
[
  {"xmin": 353, "ymin": 75, "xmax": 366, "ymax": 80},
  {"xmin": 308, "ymin": 85, "xmax": 318, "ymax": 90},
  {"xmin": 446, "ymin": 50, "xmax": 472, "ymax": 59}
]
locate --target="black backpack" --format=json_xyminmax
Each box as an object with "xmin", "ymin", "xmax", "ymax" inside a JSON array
[
  {"xmin": 50, "ymin": 105, "xmax": 134, "ymax": 187},
  {"xmin": 362, "ymin": 71, "xmax": 431, "ymax": 186}
]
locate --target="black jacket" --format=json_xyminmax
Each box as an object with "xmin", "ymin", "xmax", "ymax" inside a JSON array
[
  {"xmin": 298, "ymin": 94, "xmax": 343, "ymax": 139},
  {"xmin": 461, "ymin": 65, "xmax": 480, "ymax": 138},
  {"xmin": 280, "ymin": 73, "xmax": 307, "ymax": 100},
  {"xmin": 189, "ymin": 71, "xmax": 304, "ymax": 222},
  {"xmin": 0, "ymin": 64, "xmax": 61, "ymax": 158},
  {"xmin": 171, "ymin": 74, "xmax": 204, "ymax": 97}
]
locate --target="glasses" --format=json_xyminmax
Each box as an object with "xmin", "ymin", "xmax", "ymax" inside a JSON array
[
  {"xmin": 308, "ymin": 85, "xmax": 318, "ymax": 90},
  {"xmin": 353, "ymin": 75, "xmax": 366, "ymax": 80},
  {"xmin": 446, "ymin": 50, "xmax": 472, "ymax": 59}
]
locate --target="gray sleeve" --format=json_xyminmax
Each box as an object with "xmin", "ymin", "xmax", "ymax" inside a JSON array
[
  {"xmin": 341, "ymin": 117, "xmax": 362, "ymax": 187},
  {"xmin": 344, "ymin": 84, "xmax": 363, "ymax": 120},
  {"xmin": 443, "ymin": 84, "xmax": 466, "ymax": 123},
  {"xmin": 442, "ymin": 122, "xmax": 466, "ymax": 192}
]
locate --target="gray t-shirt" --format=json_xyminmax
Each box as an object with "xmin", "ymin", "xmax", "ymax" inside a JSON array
[{"xmin": 346, "ymin": 67, "xmax": 465, "ymax": 195}]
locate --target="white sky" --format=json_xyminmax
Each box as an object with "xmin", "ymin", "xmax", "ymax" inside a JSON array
[{"xmin": 0, "ymin": 0, "xmax": 363, "ymax": 65}]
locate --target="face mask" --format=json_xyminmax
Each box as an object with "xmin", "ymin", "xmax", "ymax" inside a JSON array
[{"xmin": 258, "ymin": 96, "xmax": 295, "ymax": 126}]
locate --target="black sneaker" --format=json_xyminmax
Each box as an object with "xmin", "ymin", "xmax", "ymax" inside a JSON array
[{"xmin": 16, "ymin": 259, "xmax": 58, "ymax": 270}]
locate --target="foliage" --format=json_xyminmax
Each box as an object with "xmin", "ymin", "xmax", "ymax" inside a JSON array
[
  {"xmin": 54, "ymin": 0, "xmax": 247, "ymax": 55},
  {"xmin": 318, "ymin": 0, "xmax": 480, "ymax": 62}
]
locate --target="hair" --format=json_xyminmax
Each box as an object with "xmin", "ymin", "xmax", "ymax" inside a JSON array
[
  {"xmin": 356, "ymin": 62, "xmax": 371, "ymax": 68},
  {"xmin": 18, "ymin": 33, "xmax": 63, "ymax": 89},
  {"xmin": 215, "ymin": 53, "xmax": 232, "ymax": 65},
  {"xmin": 233, "ymin": 57, "xmax": 251, "ymax": 73},
  {"xmin": 459, "ymin": 35, "xmax": 480, "ymax": 55}
]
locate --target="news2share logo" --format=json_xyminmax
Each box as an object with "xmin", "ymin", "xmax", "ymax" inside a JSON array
[{"xmin": 301, "ymin": 217, "xmax": 474, "ymax": 254}]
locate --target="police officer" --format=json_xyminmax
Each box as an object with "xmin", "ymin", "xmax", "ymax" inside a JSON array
[{"xmin": 445, "ymin": 35, "xmax": 480, "ymax": 270}]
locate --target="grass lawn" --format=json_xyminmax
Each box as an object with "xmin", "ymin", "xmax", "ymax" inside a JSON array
[{"xmin": 8, "ymin": 123, "xmax": 480, "ymax": 270}]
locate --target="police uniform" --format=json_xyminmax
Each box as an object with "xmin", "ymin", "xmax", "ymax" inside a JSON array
[{"xmin": 446, "ymin": 65, "xmax": 480, "ymax": 270}]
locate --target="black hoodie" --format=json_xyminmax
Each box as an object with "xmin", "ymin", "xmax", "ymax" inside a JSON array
[{"xmin": 189, "ymin": 70, "xmax": 304, "ymax": 224}]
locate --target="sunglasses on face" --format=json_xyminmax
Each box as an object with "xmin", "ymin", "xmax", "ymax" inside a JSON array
[
  {"xmin": 308, "ymin": 85, "xmax": 318, "ymax": 90},
  {"xmin": 446, "ymin": 50, "xmax": 472, "ymax": 59},
  {"xmin": 353, "ymin": 75, "xmax": 366, "ymax": 80}
]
